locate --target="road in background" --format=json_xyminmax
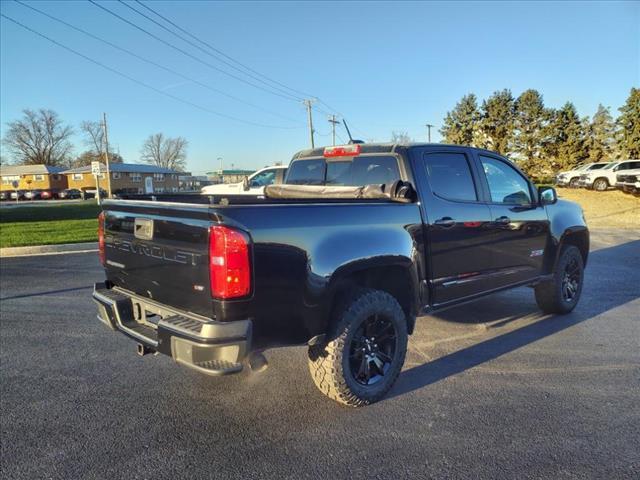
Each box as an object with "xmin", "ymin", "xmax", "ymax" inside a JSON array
[{"xmin": 1, "ymin": 230, "xmax": 639, "ymax": 479}]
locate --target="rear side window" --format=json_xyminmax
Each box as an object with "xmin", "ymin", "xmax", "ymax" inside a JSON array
[
  {"xmin": 423, "ymin": 152, "xmax": 477, "ymax": 201},
  {"xmin": 286, "ymin": 156, "xmax": 401, "ymax": 186}
]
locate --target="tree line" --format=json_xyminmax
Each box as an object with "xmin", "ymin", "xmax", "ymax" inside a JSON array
[
  {"xmin": 1, "ymin": 109, "xmax": 188, "ymax": 171},
  {"xmin": 439, "ymin": 87, "xmax": 639, "ymax": 178}
]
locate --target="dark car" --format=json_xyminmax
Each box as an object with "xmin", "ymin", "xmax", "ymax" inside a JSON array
[
  {"xmin": 81, "ymin": 187, "xmax": 107, "ymax": 199},
  {"xmin": 24, "ymin": 189, "xmax": 43, "ymax": 200},
  {"xmin": 59, "ymin": 188, "xmax": 83, "ymax": 199},
  {"xmin": 93, "ymin": 143, "xmax": 589, "ymax": 406}
]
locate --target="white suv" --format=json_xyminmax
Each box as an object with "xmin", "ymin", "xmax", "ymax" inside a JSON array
[
  {"xmin": 579, "ymin": 160, "xmax": 640, "ymax": 191},
  {"xmin": 555, "ymin": 162, "xmax": 609, "ymax": 188},
  {"xmin": 615, "ymin": 168, "xmax": 640, "ymax": 194},
  {"xmin": 201, "ymin": 165, "xmax": 287, "ymax": 196}
]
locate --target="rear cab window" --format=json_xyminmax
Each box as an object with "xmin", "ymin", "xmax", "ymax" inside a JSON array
[{"xmin": 285, "ymin": 156, "xmax": 401, "ymax": 186}]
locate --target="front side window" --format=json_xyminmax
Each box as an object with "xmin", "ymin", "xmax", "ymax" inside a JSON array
[
  {"xmin": 250, "ymin": 169, "xmax": 277, "ymax": 187},
  {"xmin": 480, "ymin": 156, "xmax": 532, "ymax": 205},
  {"xmin": 423, "ymin": 152, "xmax": 477, "ymax": 202},
  {"xmin": 588, "ymin": 163, "xmax": 607, "ymax": 171}
]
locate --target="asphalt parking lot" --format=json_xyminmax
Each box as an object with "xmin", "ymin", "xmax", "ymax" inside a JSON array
[{"xmin": 1, "ymin": 229, "xmax": 639, "ymax": 479}]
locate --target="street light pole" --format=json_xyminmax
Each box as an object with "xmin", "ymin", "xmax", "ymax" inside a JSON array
[
  {"xmin": 425, "ymin": 123, "xmax": 435, "ymax": 143},
  {"xmin": 217, "ymin": 157, "xmax": 223, "ymax": 183}
]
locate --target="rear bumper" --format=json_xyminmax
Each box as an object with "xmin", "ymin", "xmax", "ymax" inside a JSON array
[{"xmin": 93, "ymin": 282, "xmax": 251, "ymax": 375}]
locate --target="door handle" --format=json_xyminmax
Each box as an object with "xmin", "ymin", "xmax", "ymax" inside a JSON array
[
  {"xmin": 495, "ymin": 216, "xmax": 511, "ymax": 225},
  {"xmin": 434, "ymin": 217, "xmax": 456, "ymax": 228}
]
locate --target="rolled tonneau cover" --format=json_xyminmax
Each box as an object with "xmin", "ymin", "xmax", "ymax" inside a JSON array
[{"xmin": 264, "ymin": 181, "xmax": 414, "ymax": 203}]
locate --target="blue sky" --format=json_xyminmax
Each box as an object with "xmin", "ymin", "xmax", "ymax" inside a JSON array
[{"xmin": 1, "ymin": 0, "xmax": 638, "ymax": 174}]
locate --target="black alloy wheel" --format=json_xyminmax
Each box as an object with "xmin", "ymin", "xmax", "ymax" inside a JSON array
[{"xmin": 348, "ymin": 314, "xmax": 397, "ymax": 386}]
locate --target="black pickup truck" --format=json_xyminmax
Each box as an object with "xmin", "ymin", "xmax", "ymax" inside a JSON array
[{"xmin": 93, "ymin": 143, "xmax": 588, "ymax": 406}]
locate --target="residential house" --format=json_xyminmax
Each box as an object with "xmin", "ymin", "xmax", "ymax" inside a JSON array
[
  {"xmin": 0, "ymin": 164, "xmax": 68, "ymax": 192},
  {"xmin": 62, "ymin": 163, "xmax": 182, "ymax": 195}
]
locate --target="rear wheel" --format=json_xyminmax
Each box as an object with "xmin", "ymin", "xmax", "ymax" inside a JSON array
[
  {"xmin": 308, "ymin": 288, "xmax": 408, "ymax": 407},
  {"xmin": 593, "ymin": 178, "xmax": 609, "ymax": 191},
  {"xmin": 535, "ymin": 245, "xmax": 584, "ymax": 314}
]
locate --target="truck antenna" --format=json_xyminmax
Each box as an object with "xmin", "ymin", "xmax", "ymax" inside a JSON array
[{"xmin": 342, "ymin": 119, "xmax": 364, "ymax": 144}]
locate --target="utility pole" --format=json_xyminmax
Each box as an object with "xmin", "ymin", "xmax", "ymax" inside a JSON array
[
  {"xmin": 303, "ymin": 99, "xmax": 315, "ymax": 148},
  {"xmin": 102, "ymin": 112, "xmax": 112, "ymax": 198},
  {"xmin": 328, "ymin": 115, "xmax": 340, "ymax": 146},
  {"xmin": 425, "ymin": 123, "xmax": 435, "ymax": 143},
  {"xmin": 217, "ymin": 157, "xmax": 223, "ymax": 183}
]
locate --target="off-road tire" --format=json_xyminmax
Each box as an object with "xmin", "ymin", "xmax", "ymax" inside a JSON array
[
  {"xmin": 308, "ymin": 288, "xmax": 408, "ymax": 407},
  {"xmin": 535, "ymin": 245, "xmax": 584, "ymax": 314}
]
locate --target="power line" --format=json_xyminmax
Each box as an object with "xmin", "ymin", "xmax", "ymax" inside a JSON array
[
  {"xmin": 13, "ymin": 0, "xmax": 304, "ymax": 125},
  {"xmin": 133, "ymin": 0, "xmax": 368, "ymax": 139},
  {"xmin": 0, "ymin": 13, "xmax": 303, "ymax": 129},
  {"xmin": 120, "ymin": 0, "xmax": 306, "ymax": 102},
  {"xmin": 87, "ymin": 0, "xmax": 301, "ymax": 102},
  {"xmin": 133, "ymin": 0, "xmax": 314, "ymax": 100}
]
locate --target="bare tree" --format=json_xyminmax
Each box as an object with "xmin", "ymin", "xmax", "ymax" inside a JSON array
[
  {"xmin": 2, "ymin": 109, "xmax": 73, "ymax": 165},
  {"xmin": 74, "ymin": 119, "xmax": 123, "ymax": 167},
  {"xmin": 140, "ymin": 133, "xmax": 188, "ymax": 171},
  {"xmin": 80, "ymin": 120, "xmax": 104, "ymax": 157},
  {"xmin": 390, "ymin": 131, "xmax": 413, "ymax": 144}
]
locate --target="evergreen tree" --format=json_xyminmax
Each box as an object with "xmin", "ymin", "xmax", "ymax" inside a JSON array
[
  {"xmin": 475, "ymin": 89, "xmax": 515, "ymax": 155},
  {"xmin": 439, "ymin": 94, "xmax": 479, "ymax": 146},
  {"xmin": 546, "ymin": 102, "xmax": 588, "ymax": 171},
  {"xmin": 616, "ymin": 87, "xmax": 640, "ymax": 158},
  {"xmin": 512, "ymin": 89, "xmax": 550, "ymax": 176},
  {"xmin": 584, "ymin": 104, "xmax": 616, "ymax": 162}
]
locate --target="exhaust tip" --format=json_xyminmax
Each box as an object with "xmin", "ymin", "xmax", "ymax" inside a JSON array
[{"xmin": 248, "ymin": 351, "xmax": 268, "ymax": 373}]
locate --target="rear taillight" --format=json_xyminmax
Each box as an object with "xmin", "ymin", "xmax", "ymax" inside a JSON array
[
  {"xmin": 209, "ymin": 225, "xmax": 251, "ymax": 299},
  {"xmin": 98, "ymin": 211, "xmax": 105, "ymax": 266}
]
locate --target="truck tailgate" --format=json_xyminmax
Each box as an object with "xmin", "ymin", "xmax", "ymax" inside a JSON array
[{"xmin": 102, "ymin": 201, "xmax": 214, "ymax": 317}]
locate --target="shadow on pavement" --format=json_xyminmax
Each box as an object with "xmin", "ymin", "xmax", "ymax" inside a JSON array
[
  {"xmin": 0, "ymin": 285, "xmax": 92, "ymax": 301},
  {"xmin": 388, "ymin": 239, "xmax": 640, "ymax": 400}
]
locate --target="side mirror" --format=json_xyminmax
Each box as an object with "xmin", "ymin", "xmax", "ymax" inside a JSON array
[
  {"xmin": 242, "ymin": 176, "xmax": 250, "ymax": 191},
  {"xmin": 538, "ymin": 186, "xmax": 557, "ymax": 206}
]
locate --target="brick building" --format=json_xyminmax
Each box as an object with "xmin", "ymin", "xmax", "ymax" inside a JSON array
[
  {"xmin": 0, "ymin": 164, "xmax": 67, "ymax": 192},
  {"xmin": 62, "ymin": 163, "xmax": 182, "ymax": 195}
]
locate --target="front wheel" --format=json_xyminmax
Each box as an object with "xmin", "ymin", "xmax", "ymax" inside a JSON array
[
  {"xmin": 308, "ymin": 288, "xmax": 408, "ymax": 407},
  {"xmin": 535, "ymin": 245, "xmax": 584, "ymax": 314},
  {"xmin": 569, "ymin": 177, "xmax": 580, "ymax": 188},
  {"xmin": 593, "ymin": 178, "xmax": 609, "ymax": 191}
]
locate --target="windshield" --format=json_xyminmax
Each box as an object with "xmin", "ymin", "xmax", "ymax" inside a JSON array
[{"xmin": 286, "ymin": 156, "xmax": 401, "ymax": 186}]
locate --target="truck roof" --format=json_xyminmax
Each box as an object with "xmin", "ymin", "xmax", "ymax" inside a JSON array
[{"xmin": 291, "ymin": 142, "xmax": 507, "ymax": 160}]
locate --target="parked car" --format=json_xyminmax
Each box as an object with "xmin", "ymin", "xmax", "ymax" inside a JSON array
[
  {"xmin": 615, "ymin": 169, "xmax": 640, "ymax": 194},
  {"xmin": 24, "ymin": 189, "xmax": 44, "ymax": 200},
  {"xmin": 578, "ymin": 160, "xmax": 640, "ymax": 191},
  {"xmin": 10, "ymin": 190, "xmax": 27, "ymax": 200},
  {"xmin": 201, "ymin": 165, "xmax": 287, "ymax": 196},
  {"xmin": 555, "ymin": 162, "xmax": 609, "ymax": 187},
  {"xmin": 0, "ymin": 191, "xmax": 9, "ymax": 201},
  {"xmin": 81, "ymin": 187, "xmax": 108, "ymax": 199},
  {"xmin": 93, "ymin": 143, "xmax": 589, "ymax": 406},
  {"xmin": 40, "ymin": 189, "xmax": 60, "ymax": 200},
  {"xmin": 59, "ymin": 188, "xmax": 83, "ymax": 199}
]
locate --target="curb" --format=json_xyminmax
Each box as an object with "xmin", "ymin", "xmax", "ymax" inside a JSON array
[{"xmin": 0, "ymin": 242, "xmax": 98, "ymax": 258}]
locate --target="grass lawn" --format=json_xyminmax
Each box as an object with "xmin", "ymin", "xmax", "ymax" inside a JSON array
[{"xmin": 0, "ymin": 202, "xmax": 102, "ymax": 248}]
